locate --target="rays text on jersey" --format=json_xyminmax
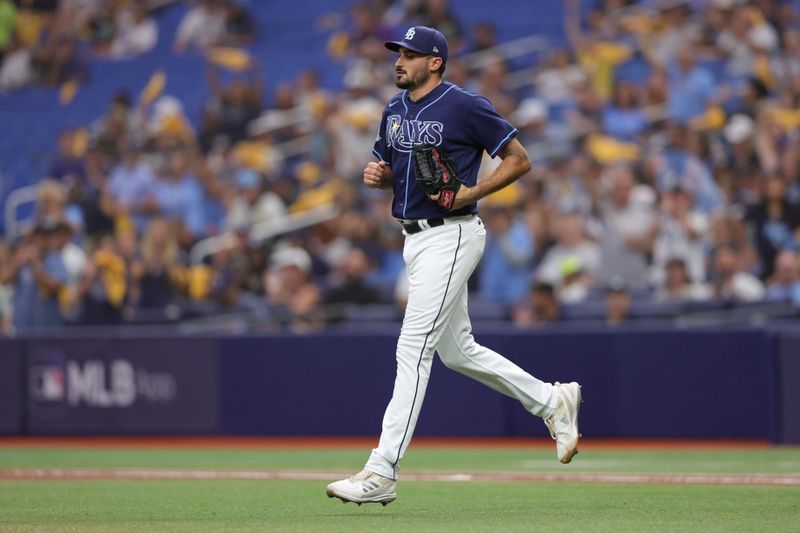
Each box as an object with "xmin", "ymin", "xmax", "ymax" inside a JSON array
[{"xmin": 386, "ymin": 115, "xmax": 444, "ymax": 152}]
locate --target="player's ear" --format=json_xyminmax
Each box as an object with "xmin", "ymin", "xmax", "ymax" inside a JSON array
[{"xmin": 429, "ymin": 56, "xmax": 443, "ymax": 75}]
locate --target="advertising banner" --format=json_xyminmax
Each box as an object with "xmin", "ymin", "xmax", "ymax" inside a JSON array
[
  {"xmin": 26, "ymin": 338, "xmax": 219, "ymax": 434},
  {"xmin": 0, "ymin": 340, "xmax": 22, "ymax": 434}
]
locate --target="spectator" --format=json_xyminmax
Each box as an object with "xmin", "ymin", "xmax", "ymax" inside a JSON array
[
  {"xmin": 606, "ymin": 276, "xmax": 631, "ymax": 327},
  {"xmin": 478, "ymin": 204, "xmax": 535, "ymax": 305},
  {"xmin": 536, "ymin": 211, "xmax": 601, "ymax": 287},
  {"xmin": 0, "ymin": 224, "xmax": 69, "ymax": 333},
  {"xmin": 173, "ymin": 0, "xmax": 226, "ymax": 53},
  {"xmin": 204, "ymin": 59, "xmax": 263, "ymax": 146},
  {"xmin": 347, "ymin": 2, "xmax": 391, "ymax": 48},
  {"xmin": 264, "ymin": 246, "xmax": 323, "ymax": 331},
  {"xmin": 217, "ymin": 0, "xmax": 256, "ymax": 47},
  {"xmin": 108, "ymin": 3, "xmax": 158, "ymax": 59},
  {"xmin": 33, "ymin": 179, "xmax": 68, "ymax": 228},
  {"xmin": 598, "ymin": 165, "xmax": 658, "ymax": 288},
  {"xmin": 222, "ymin": 168, "xmax": 287, "ymax": 233},
  {"xmin": 151, "ymin": 150, "xmax": 207, "ymax": 244},
  {"xmin": 648, "ymin": 2, "xmax": 700, "ymax": 66},
  {"xmin": 105, "ymin": 142, "xmax": 156, "ymax": 235},
  {"xmin": 651, "ymin": 186, "xmax": 710, "ymax": 286},
  {"xmin": 534, "ymin": 47, "xmax": 585, "ymax": 107},
  {"xmin": 764, "ymin": 249, "xmax": 800, "ymax": 306},
  {"xmin": 557, "ymin": 255, "xmax": 591, "ymax": 304},
  {"xmin": 84, "ymin": 1, "xmax": 116, "ymax": 53},
  {"xmin": 710, "ymin": 244, "xmax": 765, "ymax": 302},
  {"xmin": 50, "ymin": 219, "xmax": 86, "ymax": 320},
  {"xmin": 512, "ymin": 281, "xmax": 562, "ymax": 327},
  {"xmin": 746, "ymin": 176, "xmax": 800, "ymax": 279},
  {"xmin": 76, "ymin": 146, "xmax": 115, "ymax": 238},
  {"xmin": 475, "ymin": 59, "xmax": 515, "ymax": 117},
  {"xmin": 665, "ymin": 46, "xmax": 716, "ymax": 124},
  {"xmin": 565, "ymin": 0, "xmax": 633, "ymax": 100},
  {"xmin": 32, "ymin": 34, "xmax": 87, "ymax": 87},
  {"xmin": 466, "ymin": 21, "xmax": 497, "ymax": 54},
  {"xmin": 48, "ymin": 129, "xmax": 87, "ymax": 207},
  {"xmin": 716, "ymin": 4, "xmax": 777, "ymax": 79},
  {"xmin": 90, "ymin": 91, "xmax": 141, "ymax": 158},
  {"xmin": 76, "ymin": 232, "xmax": 128, "ymax": 325},
  {"xmin": 512, "ymin": 98, "xmax": 577, "ymax": 164},
  {"xmin": 723, "ymin": 114, "xmax": 759, "ymax": 175},
  {"xmin": 325, "ymin": 247, "xmax": 383, "ymax": 306},
  {"xmin": 130, "ymin": 217, "xmax": 183, "ymax": 310},
  {"xmin": 602, "ymin": 80, "xmax": 648, "ymax": 142},
  {"xmin": 646, "ymin": 122, "xmax": 725, "ymax": 215},
  {"xmin": 0, "ymin": 35, "xmax": 35, "ymax": 91},
  {"xmin": 655, "ymin": 257, "xmax": 712, "ymax": 302},
  {"xmin": 415, "ymin": 0, "xmax": 462, "ymax": 49},
  {"xmin": 329, "ymin": 71, "xmax": 384, "ymax": 180}
]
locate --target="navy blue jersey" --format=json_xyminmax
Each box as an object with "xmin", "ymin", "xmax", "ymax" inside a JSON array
[{"xmin": 372, "ymin": 82, "xmax": 518, "ymax": 220}]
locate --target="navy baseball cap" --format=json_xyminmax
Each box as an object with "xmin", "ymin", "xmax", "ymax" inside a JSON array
[{"xmin": 385, "ymin": 26, "xmax": 448, "ymax": 62}]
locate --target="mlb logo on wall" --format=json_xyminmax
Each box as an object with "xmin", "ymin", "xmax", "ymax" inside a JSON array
[{"xmin": 30, "ymin": 365, "xmax": 65, "ymax": 402}]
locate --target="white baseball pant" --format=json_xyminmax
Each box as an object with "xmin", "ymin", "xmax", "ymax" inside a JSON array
[{"xmin": 365, "ymin": 215, "xmax": 558, "ymax": 480}]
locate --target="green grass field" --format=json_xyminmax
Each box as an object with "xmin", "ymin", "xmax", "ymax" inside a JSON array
[{"xmin": 1, "ymin": 440, "xmax": 799, "ymax": 532}]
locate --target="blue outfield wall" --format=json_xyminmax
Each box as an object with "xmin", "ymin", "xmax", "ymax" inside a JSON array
[
  {"xmin": 777, "ymin": 332, "xmax": 800, "ymax": 443},
  {"xmin": 0, "ymin": 339, "xmax": 23, "ymax": 434},
  {"xmin": 0, "ymin": 328, "xmax": 796, "ymax": 441},
  {"xmin": 218, "ymin": 330, "xmax": 774, "ymax": 439}
]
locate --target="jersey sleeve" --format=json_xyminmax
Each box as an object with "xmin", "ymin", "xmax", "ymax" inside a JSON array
[
  {"xmin": 466, "ymin": 96, "xmax": 518, "ymax": 158},
  {"xmin": 372, "ymin": 108, "xmax": 391, "ymax": 163}
]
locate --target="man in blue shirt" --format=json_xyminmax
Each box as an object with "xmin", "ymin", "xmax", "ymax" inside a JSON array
[
  {"xmin": 667, "ymin": 47, "xmax": 715, "ymax": 124},
  {"xmin": 327, "ymin": 26, "xmax": 582, "ymax": 506},
  {"xmin": 479, "ymin": 203, "xmax": 535, "ymax": 305},
  {"xmin": 0, "ymin": 224, "xmax": 69, "ymax": 333}
]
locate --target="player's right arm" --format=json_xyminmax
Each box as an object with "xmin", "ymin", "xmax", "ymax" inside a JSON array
[{"xmin": 363, "ymin": 161, "xmax": 393, "ymax": 189}]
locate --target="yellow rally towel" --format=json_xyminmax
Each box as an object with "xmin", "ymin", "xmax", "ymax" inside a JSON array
[
  {"xmin": 692, "ymin": 105, "xmax": 726, "ymax": 131},
  {"xmin": 94, "ymin": 249, "xmax": 127, "ymax": 307},
  {"xmin": 59, "ymin": 79, "xmax": 79, "ymax": 105},
  {"xmin": 586, "ymin": 133, "xmax": 640, "ymax": 164},
  {"xmin": 579, "ymin": 41, "xmax": 632, "ymax": 100},
  {"xmin": 140, "ymin": 70, "xmax": 166, "ymax": 106},
  {"xmin": 767, "ymin": 107, "xmax": 800, "ymax": 130},
  {"xmin": 290, "ymin": 182, "xmax": 338, "ymax": 213},
  {"xmin": 327, "ymin": 32, "xmax": 350, "ymax": 59},
  {"xmin": 207, "ymin": 47, "xmax": 252, "ymax": 71},
  {"xmin": 181, "ymin": 265, "xmax": 214, "ymax": 300}
]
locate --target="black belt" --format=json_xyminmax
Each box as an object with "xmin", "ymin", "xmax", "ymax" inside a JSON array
[{"xmin": 400, "ymin": 217, "xmax": 445, "ymax": 234}]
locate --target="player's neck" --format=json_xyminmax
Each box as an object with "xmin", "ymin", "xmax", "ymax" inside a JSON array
[{"xmin": 408, "ymin": 77, "xmax": 443, "ymax": 102}]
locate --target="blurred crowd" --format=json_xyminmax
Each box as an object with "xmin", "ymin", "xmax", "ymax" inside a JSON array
[
  {"xmin": 0, "ymin": 0, "xmax": 255, "ymax": 90},
  {"xmin": 2, "ymin": 0, "xmax": 800, "ymax": 335}
]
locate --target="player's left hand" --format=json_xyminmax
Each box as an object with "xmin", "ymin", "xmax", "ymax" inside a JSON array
[{"xmin": 429, "ymin": 185, "xmax": 477, "ymax": 211}]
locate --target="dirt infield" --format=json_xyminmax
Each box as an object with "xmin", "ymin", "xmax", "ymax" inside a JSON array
[
  {"xmin": 0, "ymin": 436, "xmax": 774, "ymax": 450},
  {"xmin": 1, "ymin": 468, "xmax": 798, "ymax": 486}
]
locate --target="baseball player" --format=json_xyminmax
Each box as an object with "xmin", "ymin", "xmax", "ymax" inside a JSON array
[{"xmin": 326, "ymin": 26, "xmax": 582, "ymax": 506}]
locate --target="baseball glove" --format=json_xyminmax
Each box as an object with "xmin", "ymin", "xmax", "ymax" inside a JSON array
[{"xmin": 412, "ymin": 143, "xmax": 462, "ymax": 211}]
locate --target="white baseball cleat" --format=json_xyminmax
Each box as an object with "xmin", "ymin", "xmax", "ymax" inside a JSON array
[
  {"xmin": 326, "ymin": 469, "xmax": 397, "ymax": 506},
  {"xmin": 544, "ymin": 382, "xmax": 582, "ymax": 464}
]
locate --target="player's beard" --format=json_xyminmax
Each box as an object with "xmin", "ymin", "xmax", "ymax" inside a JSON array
[{"xmin": 396, "ymin": 68, "xmax": 430, "ymax": 90}]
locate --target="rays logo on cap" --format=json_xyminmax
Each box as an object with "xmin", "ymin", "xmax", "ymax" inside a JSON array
[{"xmin": 404, "ymin": 28, "xmax": 415, "ymax": 40}]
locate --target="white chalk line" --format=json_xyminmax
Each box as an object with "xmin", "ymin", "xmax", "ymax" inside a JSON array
[{"xmin": 1, "ymin": 469, "xmax": 799, "ymax": 486}]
